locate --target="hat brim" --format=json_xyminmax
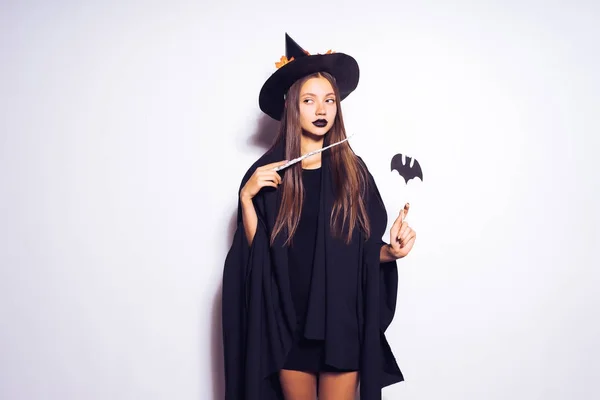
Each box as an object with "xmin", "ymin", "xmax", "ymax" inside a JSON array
[{"xmin": 259, "ymin": 53, "xmax": 359, "ymax": 121}]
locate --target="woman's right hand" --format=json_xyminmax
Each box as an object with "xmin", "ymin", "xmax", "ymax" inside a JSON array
[{"xmin": 240, "ymin": 160, "xmax": 288, "ymax": 202}]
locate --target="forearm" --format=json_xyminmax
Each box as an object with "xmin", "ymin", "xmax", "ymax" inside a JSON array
[
  {"xmin": 380, "ymin": 243, "xmax": 398, "ymax": 263},
  {"xmin": 241, "ymin": 196, "xmax": 258, "ymax": 246}
]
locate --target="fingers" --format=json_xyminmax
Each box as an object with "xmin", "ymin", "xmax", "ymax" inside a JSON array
[
  {"xmin": 257, "ymin": 160, "xmax": 288, "ymax": 185},
  {"xmin": 398, "ymin": 225, "xmax": 416, "ymax": 248},
  {"xmin": 390, "ymin": 210, "xmax": 403, "ymax": 237},
  {"xmin": 259, "ymin": 160, "xmax": 289, "ymax": 170},
  {"xmin": 396, "ymin": 203, "xmax": 413, "ymax": 249},
  {"xmin": 401, "ymin": 235, "xmax": 416, "ymax": 251},
  {"xmin": 390, "ymin": 203, "xmax": 409, "ymax": 241},
  {"xmin": 396, "ymin": 202, "xmax": 411, "ymax": 237},
  {"xmin": 400, "ymin": 202, "xmax": 410, "ymax": 221},
  {"xmin": 261, "ymin": 181, "xmax": 278, "ymax": 189},
  {"xmin": 258, "ymin": 170, "xmax": 282, "ymax": 185},
  {"xmin": 400, "ymin": 226, "xmax": 415, "ymax": 243},
  {"xmin": 247, "ymin": 170, "xmax": 281, "ymax": 199},
  {"xmin": 395, "ymin": 203, "xmax": 410, "ymax": 226},
  {"xmin": 242, "ymin": 161, "xmax": 287, "ymax": 200},
  {"xmin": 390, "ymin": 201, "xmax": 417, "ymax": 255},
  {"xmin": 397, "ymin": 220, "xmax": 410, "ymax": 240},
  {"xmin": 253, "ymin": 166, "xmax": 282, "ymax": 182}
]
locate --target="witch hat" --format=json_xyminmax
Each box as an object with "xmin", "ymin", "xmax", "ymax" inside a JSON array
[{"xmin": 259, "ymin": 33, "xmax": 360, "ymax": 121}]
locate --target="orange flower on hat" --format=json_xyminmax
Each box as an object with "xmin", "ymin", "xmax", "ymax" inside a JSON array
[
  {"xmin": 313, "ymin": 49, "xmax": 335, "ymax": 55},
  {"xmin": 275, "ymin": 56, "xmax": 294, "ymax": 68}
]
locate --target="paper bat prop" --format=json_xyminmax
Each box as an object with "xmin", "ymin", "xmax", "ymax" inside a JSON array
[{"xmin": 391, "ymin": 153, "xmax": 423, "ymax": 184}]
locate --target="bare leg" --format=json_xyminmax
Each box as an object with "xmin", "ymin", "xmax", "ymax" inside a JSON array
[
  {"xmin": 318, "ymin": 371, "xmax": 359, "ymax": 400},
  {"xmin": 279, "ymin": 369, "xmax": 318, "ymax": 400}
]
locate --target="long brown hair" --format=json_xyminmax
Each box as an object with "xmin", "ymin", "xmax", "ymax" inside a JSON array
[{"xmin": 269, "ymin": 72, "xmax": 371, "ymax": 246}]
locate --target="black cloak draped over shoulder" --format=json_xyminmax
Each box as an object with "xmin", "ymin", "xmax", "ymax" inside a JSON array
[{"xmin": 222, "ymin": 139, "xmax": 404, "ymax": 399}]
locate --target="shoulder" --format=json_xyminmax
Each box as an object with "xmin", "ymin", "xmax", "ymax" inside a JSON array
[
  {"xmin": 355, "ymin": 154, "xmax": 386, "ymax": 210},
  {"xmin": 355, "ymin": 155, "xmax": 371, "ymax": 173},
  {"xmin": 355, "ymin": 155, "xmax": 378, "ymax": 188}
]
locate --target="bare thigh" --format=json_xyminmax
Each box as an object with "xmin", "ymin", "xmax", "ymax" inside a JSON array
[
  {"xmin": 279, "ymin": 369, "xmax": 317, "ymax": 400},
  {"xmin": 318, "ymin": 371, "xmax": 359, "ymax": 400}
]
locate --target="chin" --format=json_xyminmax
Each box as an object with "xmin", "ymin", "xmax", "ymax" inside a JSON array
[{"xmin": 303, "ymin": 126, "xmax": 330, "ymax": 137}]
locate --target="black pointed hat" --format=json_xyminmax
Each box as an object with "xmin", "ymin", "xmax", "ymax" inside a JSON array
[{"xmin": 259, "ymin": 33, "xmax": 360, "ymax": 121}]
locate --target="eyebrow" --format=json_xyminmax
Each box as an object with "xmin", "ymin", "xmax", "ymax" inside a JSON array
[{"xmin": 301, "ymin": 92, "xmax": 335, "ymax": 97}]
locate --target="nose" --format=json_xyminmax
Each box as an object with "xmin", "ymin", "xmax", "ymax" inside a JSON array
[{"xmin": 316, "ymin": 101, "xmax": 326, "ymax": 116}]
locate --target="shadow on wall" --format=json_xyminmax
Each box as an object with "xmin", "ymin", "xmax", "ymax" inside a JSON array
[{"xmin": 210, "ymin": 113, "xmax": 280, "ymax": 400}]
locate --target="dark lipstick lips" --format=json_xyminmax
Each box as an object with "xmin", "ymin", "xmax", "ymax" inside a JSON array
[{"xmin": 312, "ymin": 119, "xmax": 328, "ymax": 127}]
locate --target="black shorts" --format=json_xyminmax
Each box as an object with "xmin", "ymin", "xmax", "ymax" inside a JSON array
[{"xmin": 282, "ymin": 334, "xmax": 358, "ymax": 373}]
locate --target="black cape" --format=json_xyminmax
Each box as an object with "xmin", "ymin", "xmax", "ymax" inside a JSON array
[{"xmin": 222, "ymin": 139, "xmax": 404, "ymax": 399}]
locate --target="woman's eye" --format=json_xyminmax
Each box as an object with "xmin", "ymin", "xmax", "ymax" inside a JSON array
[
  {"xmin": 303, "ymin": 99, "xmax": 313, "ymax": 104},
  {"xmin": 326, "ymin": 99, "xmax": 335, "ymax": 103}
]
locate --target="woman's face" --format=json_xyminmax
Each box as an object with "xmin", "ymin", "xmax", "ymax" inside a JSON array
[{"xmin": 298, "ymin": 76, "xmax": 337, "ymax": 137}]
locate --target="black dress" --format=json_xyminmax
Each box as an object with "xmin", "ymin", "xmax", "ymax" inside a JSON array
[{"xmin": 282, "ymin": 167, "xmax": 358, "ymax": 373}]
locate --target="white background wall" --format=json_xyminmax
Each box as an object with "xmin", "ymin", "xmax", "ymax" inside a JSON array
[{"xmin": 1, "ymin": 1, "xmax": 598, "ymax": 399}]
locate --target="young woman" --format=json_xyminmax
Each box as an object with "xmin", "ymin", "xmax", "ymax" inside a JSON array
[{"xmin": 222, "ymin": 34, "xmax": 416, "ymax": 400}]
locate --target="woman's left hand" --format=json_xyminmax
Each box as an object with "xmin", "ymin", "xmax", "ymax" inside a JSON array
[{"xmin": 388, "ymin": 203, "xmax": 416, "ymax": 259}]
